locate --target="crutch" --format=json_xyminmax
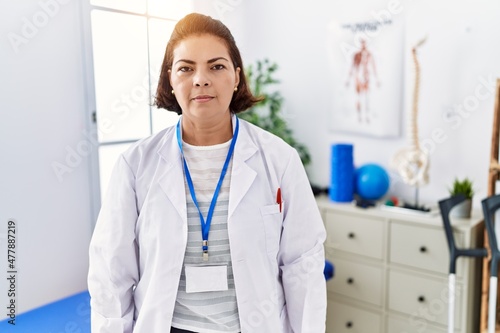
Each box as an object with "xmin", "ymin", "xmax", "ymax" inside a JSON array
[
  {"xmin": 482, "ymin": 194, "xmax": 500, "ymax": 333},
  {"xmin": 439, "ymin": 194, "xmax": 487, "ymax": 333}
]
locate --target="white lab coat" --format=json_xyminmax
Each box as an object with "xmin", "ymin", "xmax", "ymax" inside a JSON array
[{"xmin": 88, "ymin": 115, "xmax": 327, "ymax": 333}]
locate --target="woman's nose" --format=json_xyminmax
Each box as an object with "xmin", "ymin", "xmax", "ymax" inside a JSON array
[{"xmin": 193, "ymin": 70, "xmax": 211, "ymax": 87}]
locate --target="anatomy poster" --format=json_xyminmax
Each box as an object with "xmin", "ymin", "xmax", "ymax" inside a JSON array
[{"xmin": 328, "ymin": 13, "xmax": 403, "ymax": 137}]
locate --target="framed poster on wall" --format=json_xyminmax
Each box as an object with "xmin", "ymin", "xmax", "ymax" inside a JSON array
[{"xmin": 327, "ymin": 9, "xmax": 404, "ymax": 138}]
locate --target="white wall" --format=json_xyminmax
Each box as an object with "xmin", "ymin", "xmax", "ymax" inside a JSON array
[
  {"xmin": 0, "ymin": 0, "xmax": 92, "ymax": 314},
  {"xmin": 208, "ymin": 0, "xmax": 500, "ymax": 208}
]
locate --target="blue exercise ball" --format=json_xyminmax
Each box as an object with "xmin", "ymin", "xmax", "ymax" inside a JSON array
[{"xmin": 354, "ymin": 164, "xmax": 390, "ymax": 200}]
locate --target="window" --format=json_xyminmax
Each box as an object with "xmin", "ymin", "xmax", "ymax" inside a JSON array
[{"xmin": 85, "ymin": 1, "xmax": 192, "ymax": 203}]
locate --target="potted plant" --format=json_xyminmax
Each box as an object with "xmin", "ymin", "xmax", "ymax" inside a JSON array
[
  {"xmin": 448, "ymin": 177, "xmax": 474, "ymax": 218},
  {"xmin": 239, "ymin": 59, "xmax": 311, "ymax": 167}
]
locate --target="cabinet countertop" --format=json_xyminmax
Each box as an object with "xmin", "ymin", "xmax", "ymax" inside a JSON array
[{"xmin": 316, "ymin": 196, "xmax": 483, "ymax": 230}]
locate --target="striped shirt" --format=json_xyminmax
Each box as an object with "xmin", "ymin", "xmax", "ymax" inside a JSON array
[{"xmin": 172, "ymin": 139, "xmax": 241, "ymax": 333}]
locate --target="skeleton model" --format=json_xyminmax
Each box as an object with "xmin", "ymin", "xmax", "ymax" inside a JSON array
[{"xmin": 390, "ymin": 37, "xmax": 429, "ymax": 205}]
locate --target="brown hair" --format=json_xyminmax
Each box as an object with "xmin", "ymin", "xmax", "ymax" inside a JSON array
[{"xmin": 155, "ymin": 13, "xmax": 262, "ymax": 114}]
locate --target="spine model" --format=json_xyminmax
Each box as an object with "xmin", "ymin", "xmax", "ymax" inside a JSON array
[{"xmin": 390, "ymin": 37, "xmax": 429, "ymax": 187}]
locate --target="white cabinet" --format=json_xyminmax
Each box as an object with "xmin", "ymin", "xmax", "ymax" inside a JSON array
[{"xmin": 318, "ymin": 198, "xmax": 484, "ymax": 333}]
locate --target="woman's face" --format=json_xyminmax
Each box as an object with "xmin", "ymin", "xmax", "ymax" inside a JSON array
[{"xmin": 169, "ymin": 34, "xmax": 240, "ymax": 123}]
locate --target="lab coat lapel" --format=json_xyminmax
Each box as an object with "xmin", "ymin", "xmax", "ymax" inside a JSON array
[
  {"xmin": 154, "ymin": 116, "xmax": 257, "ymax": 220},
  {"xmin": 156, "ymin": 126, "xmax": 187, "ymax": 221},
  {"xmin": 228, "ymin": 117, "xmax": 257, "ymax": 218}
]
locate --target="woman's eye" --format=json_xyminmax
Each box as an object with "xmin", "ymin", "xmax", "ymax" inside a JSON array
[
  {"xmin": 212, "ymin": 64, "xmax": 225, "ymax": 70},
  {"xmin": 178, "ymin": 67, "xmax": 192, "ymax": 72}
]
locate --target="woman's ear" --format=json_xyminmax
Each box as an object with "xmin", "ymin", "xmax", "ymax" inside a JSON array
[
  {"xmin": 167, "ymin": 69, "xmax": 172, "ymax": 87},
  {"xmin": 235, "ymin": 67, "xmax": 241, "ymax": 88}
]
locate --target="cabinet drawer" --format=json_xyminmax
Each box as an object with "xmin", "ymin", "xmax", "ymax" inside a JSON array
[
  {"xmin": 387, "ymin": 316, "xmax": 446, "ymax": 333},
  {"xmin": 326, "ymin": 300, "xmax": 381, "ymax": 333},
  {"xmin": 327, "ymin": 257, "xmax": 383, "ymax": 306},
  {"xmin": 389, "ymin": 222, "xmax": 463, "ymax": 275},
  {"xmin": 325, "ymin": 211, "xmax": 384, "ymax": 259},
  {"xmin": 388, "ymin": 270, "xmax": 462, "ymax": 328}
]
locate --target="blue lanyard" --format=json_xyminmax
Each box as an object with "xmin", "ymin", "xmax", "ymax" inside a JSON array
[{"xmin": 176, "ymin": 116, "xmax": 239, "ymax": 260}]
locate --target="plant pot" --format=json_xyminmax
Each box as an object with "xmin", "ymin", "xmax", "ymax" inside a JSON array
[{"xmin": 450, "ymin": 199, "xmax": 472, "ymax": 218}]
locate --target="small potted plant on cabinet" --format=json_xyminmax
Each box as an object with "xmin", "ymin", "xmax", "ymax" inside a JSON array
[{"xmin": 448, "ymin": 177, "xmax": 474, "ymax": 218}]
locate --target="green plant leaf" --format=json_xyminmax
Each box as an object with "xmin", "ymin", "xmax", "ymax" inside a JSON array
[
  {"xmin": 448, "ymin": 177, "xmax": 474, "ymax": 199},
  {"xmin": 241, "ymin": 59, "xmax": 311, "ymax": 167}
]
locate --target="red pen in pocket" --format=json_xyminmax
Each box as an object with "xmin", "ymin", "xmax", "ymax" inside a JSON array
[{"xmin": 276, "ymin": 188, "xmax": 282, "ymax": 213}]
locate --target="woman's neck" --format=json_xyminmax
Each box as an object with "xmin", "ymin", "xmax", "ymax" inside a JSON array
[{"xmin": 181, "ymin": 113, "xmax": 233, "ymax": 146}]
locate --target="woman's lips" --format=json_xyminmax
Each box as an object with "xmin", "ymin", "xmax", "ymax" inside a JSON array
[{"xmin": 192, "ymin": 95, "xmax": 214, "ymax": 102}]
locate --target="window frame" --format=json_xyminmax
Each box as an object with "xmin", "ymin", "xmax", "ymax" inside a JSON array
[{"xmin": 79, "ymin": 0, "xmax": 181, "ymax": 227}]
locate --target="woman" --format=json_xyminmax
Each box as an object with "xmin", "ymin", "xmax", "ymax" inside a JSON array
[{"xmin": 88, "ymin": 13, "xmax": 326, "ymax": 333}]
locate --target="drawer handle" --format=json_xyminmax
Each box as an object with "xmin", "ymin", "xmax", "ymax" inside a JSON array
[
  {"xmin": 348, "ymin": 232, "xmax": 355, "ymax": 239},
  {"xmin": 418, "ymin": 295, "xmax": 426, "ymax": 303},
  {"xmin": 347, "ymin": 277, "xmax": 354, "ymax": 284},
  {"xmin": 419, "ymin": 246, "xmax": 427, "ymax": 253},
  {"xmin": 346, "ymin": 321, "xmax": 353, "ymax": 328}
]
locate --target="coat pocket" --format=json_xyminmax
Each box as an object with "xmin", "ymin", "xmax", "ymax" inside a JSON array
[{"xmin": 260, "ymin": 204, "xmax": 283, "ymax": 256}]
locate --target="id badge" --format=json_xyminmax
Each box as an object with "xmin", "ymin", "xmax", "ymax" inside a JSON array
[{"xmin": 185, "ymin": 265, "xmax": 228, "ymax": 293}]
